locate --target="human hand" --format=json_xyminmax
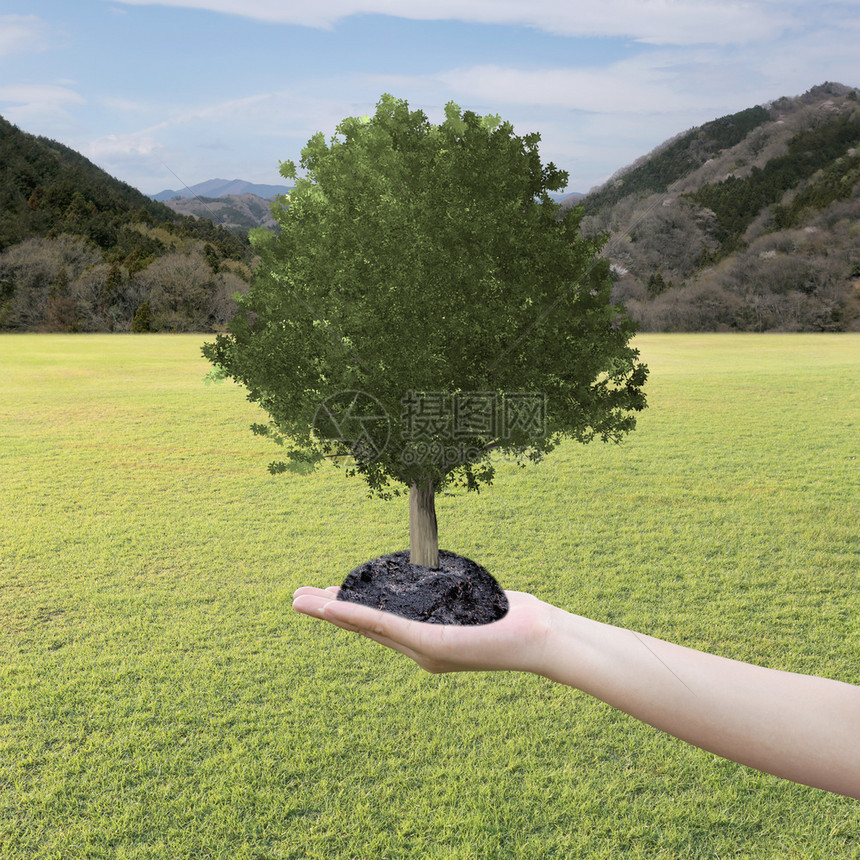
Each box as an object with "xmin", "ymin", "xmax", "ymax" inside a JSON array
[{"xmin": 292, "ymin": 586, "xmax": 556, "ymax": 675}]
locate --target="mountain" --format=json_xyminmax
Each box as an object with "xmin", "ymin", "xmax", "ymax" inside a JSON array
[
  {"xmin": 555, "ymin": 191, "xmax": 584, "ymax": 205},
  {"xmin": 576, "ymin": 82, "xmax": 860, "ymax": 331},
  {"xmin": 161, "ymin": 192, "xmax": 279, "ymax": 234},
  {"xmin": 151, "ymin": 178, "xmax": 291, "ymax": 202},
  {"xmin": 0, "ymin": 115, "xmax": 255, "ymax": 333},
  {"xmin": 160, "ymin": 183, "xmax": 579, "ymax": 233}
]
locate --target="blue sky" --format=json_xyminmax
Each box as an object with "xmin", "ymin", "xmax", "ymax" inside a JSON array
[{"xmin": 1, "ymin": 1, "xmax": 859, "ymax": 196}]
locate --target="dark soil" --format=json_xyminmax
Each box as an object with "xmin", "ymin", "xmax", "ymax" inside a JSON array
[{"xmin": 337, "ymin": 549, "xmax": 509, "ymax": 625}]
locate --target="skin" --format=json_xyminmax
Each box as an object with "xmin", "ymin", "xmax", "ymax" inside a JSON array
[{"xmin": 293, "ymin": 587, "xmax": 860, "ymax": 800}]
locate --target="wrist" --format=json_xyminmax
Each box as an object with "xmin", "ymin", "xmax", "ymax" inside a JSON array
[
  {"xmin": 533, "ymin": 603, "xmax": 607, "ymax": 691},
  {"xmin": 532, "ymin": 603, "xmax": 577, "ymax": 681}
]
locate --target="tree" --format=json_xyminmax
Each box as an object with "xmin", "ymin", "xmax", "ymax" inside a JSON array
[
  {"xmin": 0, "ymin": 235, "xmax": 101, "ymax": 331},
  {"xmin": 131, "ymin": 301, "xmax": 151, "ymax": 333},
  {"xmin": 647, "ymin": 272, "xmax": 668, "ymax": 296},
  {"xmin": 137, "ymin": 252, "xmax": 216, "ymax": 332},
  {"xmin": 203, "ymin": 94, "xmax": 648, "ymax": 569}
]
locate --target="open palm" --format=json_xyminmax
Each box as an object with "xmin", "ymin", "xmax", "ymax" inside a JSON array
[{"xmin": 292, "ymin": 586, "xmax": 555, "ymax": 675}]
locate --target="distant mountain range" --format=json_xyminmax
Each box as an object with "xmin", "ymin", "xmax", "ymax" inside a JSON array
[
  {"xmin": 153, "ymin": 177, "xmax": 578, "ymax": 204},
  {"xmin": 552, "ymin": 191, "xmax": 583, "ymax": 204},
  {"xmin": 150, "ymin": 179, "xmax": 291, "ymax": 202},
  {"xmin": 153, "ymin": 180, "xmax": 580, "ymax": 232},
  {"xmin": 161, "ymin": 192, "xmax": 280, "ymax": 234}
]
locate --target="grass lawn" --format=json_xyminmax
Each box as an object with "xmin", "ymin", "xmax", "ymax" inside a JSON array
[{"xmin": 0, "ymin": 332, "xmax": 858, "ymax": 859}]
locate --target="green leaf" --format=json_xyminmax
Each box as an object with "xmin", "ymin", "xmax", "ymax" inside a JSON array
[
  {"xmin": 268, "ymin": 460, "xmax": 316, "ymax": 476},
  {"xmin": 203, "ymin": 365, "xmax": 229, "ymax": 385}
]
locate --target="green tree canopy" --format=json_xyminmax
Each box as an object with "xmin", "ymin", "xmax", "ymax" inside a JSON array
[{"xmin": 203, "ymin": 94, "xmax": 647, "ymax": 566}]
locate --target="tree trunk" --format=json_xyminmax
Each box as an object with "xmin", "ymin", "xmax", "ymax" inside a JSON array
[{"xmin": 409, "ymin": 479, "xmax": 439, "ymax": 568}]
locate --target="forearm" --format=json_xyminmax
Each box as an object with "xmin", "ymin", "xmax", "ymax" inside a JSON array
[{"xmin": 538, "ymin": 605, "xmax": 860, "ymax": 799}]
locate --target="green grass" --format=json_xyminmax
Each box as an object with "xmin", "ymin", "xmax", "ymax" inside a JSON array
[{"xmin": 1, "ymin": 332, "xmax": 858, "ymax": 859}]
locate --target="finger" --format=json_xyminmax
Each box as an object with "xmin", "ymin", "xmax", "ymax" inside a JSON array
[
  {"xmin": 322, "ymin": 598, "xmax": 429, "ymax": 646},
  {"xmin": 292, "ymin": 593, "xmax": 336, "ymax": 618},
  {"xmin": 292, "ymin": 586, "xmax": 339, "ymax": 599},
  {"xmin": 296, "ymin": 596, "xmax": 447, "ymax": 668},
  {"xmin": 338, "ymin": 622, "xmax": 427, "ymax": 664},
  {"xmin": 292, "ymin": 593, "xmax": 401, "ymax": 642},
  {"xmin": 301, "ymin": 596, "xmax": 424, "ymax": 657}
]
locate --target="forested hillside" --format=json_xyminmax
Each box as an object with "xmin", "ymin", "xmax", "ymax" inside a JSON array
[
  {"xmin": 0, "ymin": 116, "xmax": 255, "ymax": 332},
  {"xmin": 576, "ymin": 82, "xmax": 860, "ymax": 331}
]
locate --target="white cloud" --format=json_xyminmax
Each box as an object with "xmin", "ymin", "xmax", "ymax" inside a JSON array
[
  {"xmin": 86, "ymin": 130, "xmax": 165, "ymax": 160},
  {"xmin": 370, "ymin": 13, "xmax": 860, "ymax": 121},
  {"xmin": 367, "ymin": 45, "xmax": 767, "ymax": 125},
  {"xmin": 82, "ymin": 88, "xmax": 359, "ymax": 191},
  {"xmin": 0, "ymin": 15, "xmax": 50, "ymax": 58},
  {"xmin": 433, "ymin": 63, "xmax": 699, "ymax": 115},
  {"xmin": 110, "ymin": 0, "xmax": 792, "ymax": 44},
  {"xmin": 84, "ymin": 93, "xmax": 292, "ymax": 169},
  {"xmin": 0, "ymin": 84, "xmax": 86, "ymax": 129}
]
